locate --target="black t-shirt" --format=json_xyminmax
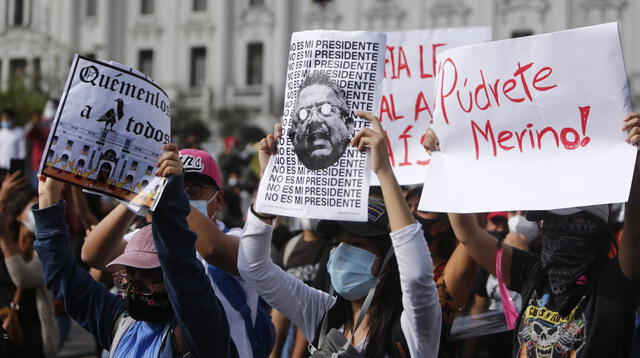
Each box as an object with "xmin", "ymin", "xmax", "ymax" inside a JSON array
[
  {"xmin": 284, "ymin": 234, "xmax": 331, "ymax": 289},
  {"xmin": 509, "ymin": 248, "xmax": 638, "ymax": 358}
]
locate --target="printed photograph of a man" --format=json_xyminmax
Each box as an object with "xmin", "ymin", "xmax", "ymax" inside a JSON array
[{"xmin": 289, "ymin": 71, "xmax": 354, "ymax": 170}]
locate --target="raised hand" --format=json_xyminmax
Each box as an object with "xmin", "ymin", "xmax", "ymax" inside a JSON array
[
  {"xmin": 623, "ymin": 112, "xmax": 640, "ymax": 147},
  {"xmin": 258, "ymin": 122, "xmax": 282, "ymax": 177},
  {"xmin": 422, "ymin": 128, "xmax": 440, "ymax": 155},
  {"xmin": 351, "ymin": 111, "xmax": 391, "ymax": 175},
  {"xmin": 156, "ymin": 143, "xmax": 183, "ymax": 177}
]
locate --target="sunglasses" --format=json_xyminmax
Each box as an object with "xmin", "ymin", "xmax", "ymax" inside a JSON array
[
  {"xmin": 112, "ymin": 270, "xmax": 164, "ymax": 296},
  {"xmin": 298, "ymin": 102, "xmax": 342, "ymax": 121}
]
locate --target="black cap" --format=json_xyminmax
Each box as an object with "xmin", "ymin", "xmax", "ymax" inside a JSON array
[{"xmin": 316, "ymin": 198, "xmax": 389, "ymax": 238}]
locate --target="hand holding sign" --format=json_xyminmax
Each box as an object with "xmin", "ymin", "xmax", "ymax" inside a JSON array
[
  {"xmin": 258, "ymin": 123, "xmax": 282, "ymax": 177},
  {"xmin": 352, "ymin": 111, "xmax": 391, "ymax": 175},
  {"xmin": 155, "ymin": 143, "xmax": 183, "ymax": 178},
  {"xmin": 623, "ymin": 113, "xmax": 640, "ymax": 147}
]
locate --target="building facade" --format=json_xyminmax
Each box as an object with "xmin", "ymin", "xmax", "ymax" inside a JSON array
[{"xmin": 0, "ymin": 0, "xmax": 638, "ymax": 147}]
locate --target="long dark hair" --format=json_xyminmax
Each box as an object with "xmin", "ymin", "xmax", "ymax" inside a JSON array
[{"xmin": 325, "ymin": 235, "xmax": 403, "ymax": 358}]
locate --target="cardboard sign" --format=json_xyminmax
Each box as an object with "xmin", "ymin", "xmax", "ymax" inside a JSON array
[
  {"xmin": 372, "ymin": 27, "xmax": 491, "ymax": 186},
  {"xmin": 256, "ymin": 30, "xmax": 386, "ymax": 221},
  {"xmin": 419, "ymin": 23, "xmax": 636, "ymax": 213},
  {"xmin": 40, "ymin": 55, "xmax": 170, "ymax": 210}
]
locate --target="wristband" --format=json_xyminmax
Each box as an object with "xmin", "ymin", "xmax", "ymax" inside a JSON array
[{"xmin": 250, "ymin": 204, "xmax": 276, "ymax": 220}]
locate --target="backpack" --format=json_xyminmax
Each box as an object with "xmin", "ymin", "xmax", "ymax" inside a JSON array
[{"xmin": 208, "ymin": 265, "xmax": 275, "ymax": 358}]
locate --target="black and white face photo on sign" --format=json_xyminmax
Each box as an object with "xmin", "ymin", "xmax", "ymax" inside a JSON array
[{"xmin": 289, "ymin": 71, "xmax": 354, "ymax": 170}]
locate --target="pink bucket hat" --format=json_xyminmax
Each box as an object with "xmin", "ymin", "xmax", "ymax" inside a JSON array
[
  {"xmin": 106, "ymin": 225, "xmax": 160, "ymax": 270},
  {"xmin": 179, "ymin": 149, "xmax": 223, "ymax": 189}
]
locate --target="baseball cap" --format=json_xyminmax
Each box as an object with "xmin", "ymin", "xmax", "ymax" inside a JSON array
[
  {"xmin": 487, "ymin": 211, "xmax": 509, "ymax": 222},
  {"xmin": 106, "ymin": 225, "xmax": 159, "ymax": 270},
  {"xmin": 316, "ymin": 198, "xmax": 390, "ymax": 238},
  {"xmin": 179, "ymin": 149, "xmax": 223, "ymax": 189}
]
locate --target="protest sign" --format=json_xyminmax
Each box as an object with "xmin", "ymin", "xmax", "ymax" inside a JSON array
[
  {"xmin": 256, "ymin": 30, "xmax": 386, "ymax": 221},
  {"xmin": 40, "ymin": 55, "xmax": 171, "ymax": 210},
  {"xmin": 371, "ymin": 27, "xmax": 491, "ymax": 186},
  {"xmin": 419, "ymin": 23, "xmax": 636, "ymax": 213}
]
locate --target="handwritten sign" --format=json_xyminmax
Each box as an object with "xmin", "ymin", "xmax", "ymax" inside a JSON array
[
  {"xmin": 372, "ymin": 28, "xmax": 491, "ymax": 185},
  {"xmin": 256, "ymin": 30, "xmax": 386, "ymax": 221},
  {"xmin": 40, "ymin": 55, "xmax": 170, "ymax": 210},
  {"xmin": 419, "ymin": 23, "xmax": 636, "ymax": 213}
]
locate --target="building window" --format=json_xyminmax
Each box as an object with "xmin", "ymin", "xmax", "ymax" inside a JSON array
[
  {"xmin": 86, "ymin": 0, "xmax": 97, "ymax": 17},
  {"xmin": 193, "ymin": 0, "xmax": 207, "ymax": 11},
  {"xmin": 190, "ymin": 47, "xmax": 206, "ymax": 88},
  {"xmin": 66, "ymin": 140, "xmax": 74, "ymax": 150},
  {"xmin": 13, "ymin": 0, "xmax": 24, "ymax": 25},
  {"xmin": 9, "ymin": 59, "xmax": 27, "ymax": 85},
  {"xmin": 247, "ymin": 43, "xmax": 264, "ymax": 85},
  {"xmin": 146, "ymin": 166, "xmax": 153, "ymax": 175},
  {"xmin": 141, "ymin": 0, "xmax": 154, "ymax": 15},
  {"xmin": 138, "ymin": 49, "xmax": 154, "ymax": 77},
  {"xmin": 131, "ymin": 161, "xmax": 138, "ymax": 170},
  {"xmin": 511, "ymin": 30, "xmax": 533, "ymax": 38},
  {"xmin": 249, "ymin": 0, "xmax": 264, "ymax": 6},
  {"xmin": 82, "ymin": 145, "xmax": 90, "ymax": 155}
]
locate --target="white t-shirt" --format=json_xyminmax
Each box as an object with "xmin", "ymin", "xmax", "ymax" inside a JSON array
[
  {"xmin": 0, "ymin": 126, "xmax": 25, "ymax": 169},
  {"xmin": 238, "ymin": 210, "xmax": 443, "ymax": 358}
]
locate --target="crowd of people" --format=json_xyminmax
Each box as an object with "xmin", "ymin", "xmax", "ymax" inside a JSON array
[{"xmin": 0, "ymin": 102, "xmax": 638, "ymax": 358}]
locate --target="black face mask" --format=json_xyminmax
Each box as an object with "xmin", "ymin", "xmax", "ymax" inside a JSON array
[
  {"xmin": 414, "ymin": 215, "xmax": 440, "ymax": 244},
  {"xmin": 488, "ymin": 231, "xmax": 507, "ymax": 241},
  {"xmin": 123, "ymin": 287, "xmax": 173, "ymax": 323},
  {"xmin": 540, "ymin": 214, "xmax": 599, "ymax": 296}
]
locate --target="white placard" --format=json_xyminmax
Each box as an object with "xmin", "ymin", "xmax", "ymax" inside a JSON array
[
  {"xmin": 419, "ymin": 23, "xmax": 636, "ymax": 213},
  {"xmin": 40, "ymin": 55, "xmax": 170, "ymax": 210},
  {"xmin": 256, "ymin": 30, "xmax": 387, "ymax": 221},
  {"xmin": 371, "ymin": 27, "xmax": 492, "ymax": 186}
]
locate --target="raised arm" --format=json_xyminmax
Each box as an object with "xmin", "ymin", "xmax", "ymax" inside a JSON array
[
  {"xmin": 423, "ymin": 128, "xmax": 513, "ymax": 284},
  {"xmin": 619, "ymin": 112, "xmax": 640, "ymax": 280},
  {"xmin": 441, "ymin": 243, "xmax": 480, "ymax": 313},
  {"xmin": 34, "ymin": 176, "xmax": 125, "ymax": 350},
  {"xmin": 352, "ymin": 112, "xmax": 441, "ymax": 358},
  {"xmin": 187, "ymin": 208, "xmax": 240, "ymax": 275},
  {"xmin": 151, "ymin": 144, "xmax": 235, "ymax": 357},
  {"xmin": 80, "ymin": 203, "xmax": 132, "ymax": 270}
]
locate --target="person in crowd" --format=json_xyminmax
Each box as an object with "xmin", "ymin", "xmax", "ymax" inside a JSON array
[
  {"xmin": 405, "ymin": 186, "xmax": 480, "ymax": 358},
  {"xmin": 239, "ymin": 111, "xmax": 441, "ymax": 357},
  {"xmin": 33, "ymin": 144, "xmax": 236, "ymax": 357},
  {"xmin": 0, "ymin": 109, "xmax": 26, "ymax": 171},
  {"xmin": 0, "ymin": 175, "xmax": 57, "ymax": 357},
  {"xmin": 272, "ymin": 218, "xmax": 332, "ymax": 358},
  {"xmin": 82, "ymin": 148, "xmax": 273, "ymax": 358},
  {"xmin": 26, "ymin": 109, "xmax": 51, "ymax": 184},
  {"xmin": 289, "ymin": 71, "xmax": 354, "ymax": 170},
  {"xmin": 423, "ymin": 112, "xmax": 640, "ymax": 357}
]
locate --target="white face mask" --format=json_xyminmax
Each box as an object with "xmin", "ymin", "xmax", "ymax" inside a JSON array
[
  {"xmin": 22, "ymin": 211, "xmax": 36, "ymax": 233},
  {"xmin": 189, "ymin": 191, "xmax": 219, "ymax": 220},
  {"xmin": 508, "ymin": 215, "xmax": 539, "ymax": 242},
  {"xmin": 299, "ymin": 218, "xmax": 320, "ymax": 231}
]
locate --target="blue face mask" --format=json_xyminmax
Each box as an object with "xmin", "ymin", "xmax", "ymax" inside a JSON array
[
  {"xmin": 189, "ymin": 191, "xmax": 219, "ymax": 220},
  {"xmin": 326, "ymin": 243, "xmax": 379, "ymax": 301},
  {"xmin": 0, "ymin": 120, "xmax": 12, "ymax": 129}
]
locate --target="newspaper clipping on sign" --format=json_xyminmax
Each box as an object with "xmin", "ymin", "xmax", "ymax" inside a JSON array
[
  {"xmin": 256, "ymin": 30, "xmax": 387, "ymax": 221},
  {"xmin": 39, "ymin": 55, "xmax": 171, "ymax": 210},
  {"xmin": 371, "ymin": 27, "xmax": 491, "ymax": 186}
]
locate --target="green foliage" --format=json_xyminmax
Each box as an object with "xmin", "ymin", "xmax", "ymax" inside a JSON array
[{"xmin": 0, "ymin": 80, "xmax": 48, "ymax": 125}]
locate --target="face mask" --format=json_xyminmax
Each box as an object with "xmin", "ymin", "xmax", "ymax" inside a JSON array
[
  {"xmin": 123, "ymin": 286, "xmax": 172, "ymax": 323},
  {"xmin": 540, "ymin": 214, "xmax": 599, "ymax": 296},
  {"xmin": 189, "ymin": 191, "xmax": 219, "ymax": 220},
  {"xmin": 227, "ymin": 177, "xmax": 238, "ymax": 186},
  {"xmin": 326, "ymin": 243, "xmax": 379, "ymax": 301},
  {"xmin": 300, "ymin": 218, "xmax": 320, "ymax": 231},
  {"xmin": 508, "ymin": 215, "xmax": 539, "ymax": 242},
  {"xmin": 488, "ymin": 231, "xmax": 507, "ymax": 241},
  {"xmin": 0, "ymin": 120, "xmax": 12, "ymax": 129},
  {"xmin": 414, "ymin": 215, "xmax": 441, "ymax": 244},
  {"xmin": 22, "ymin": 211, "xmax": 36, "ymax": 234}
]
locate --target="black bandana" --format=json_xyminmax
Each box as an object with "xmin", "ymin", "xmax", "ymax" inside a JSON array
[
  {"xmin": 540, "ymin": 214, "xmax": 599, "ymax": 296},
  {"xmin": 123, "ymin": 287, "xmax": 173, "ymax": 323}
]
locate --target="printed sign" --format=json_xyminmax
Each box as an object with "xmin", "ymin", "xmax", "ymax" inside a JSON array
[
  {"xmin": 40, "ymin": 55, "xmax": 171, "ymax": 210},
  {"xmin": 256, "ymin": 30, "xmax": 386, "ymax": 221},
  {"xmin": 372, "ymin": 27, "xmax": 491, "ymax": 185},
  {"xmin": 419, "ymin": 23, "xmax": 636, "ymax": 213}
]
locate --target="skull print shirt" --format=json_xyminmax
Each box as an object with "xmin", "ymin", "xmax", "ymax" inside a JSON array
[{"xmin": 509, "ymin": 248, "xmax": 638, "ymax": 358}]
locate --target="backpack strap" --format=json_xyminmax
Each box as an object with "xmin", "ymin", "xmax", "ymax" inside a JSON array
[{"xmin": 108, "ymin": 314, "xmax": 136, "ymax": 358}]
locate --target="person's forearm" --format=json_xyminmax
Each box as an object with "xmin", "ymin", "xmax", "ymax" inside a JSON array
[
  {"xmin": 620, "ymin": 153, "xmax": 640, "ymax": 280},
  {"xmin": 81, "ymin": 203, "xmax": 133, "ymax": 269},
  {"xmin": 187, "ymin": 209, "xmax": 240, "ymax": 275},
  {"xmin": 448, "ymin": 213, "xmax": 484, "ymax": 244},
  {"xmin": 442, "ymin": 244, "xmax": 480, "ymax": 310},
  {"xmin": 376, "ymin": 167, "xmax": 414, "ymax": 231}
]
